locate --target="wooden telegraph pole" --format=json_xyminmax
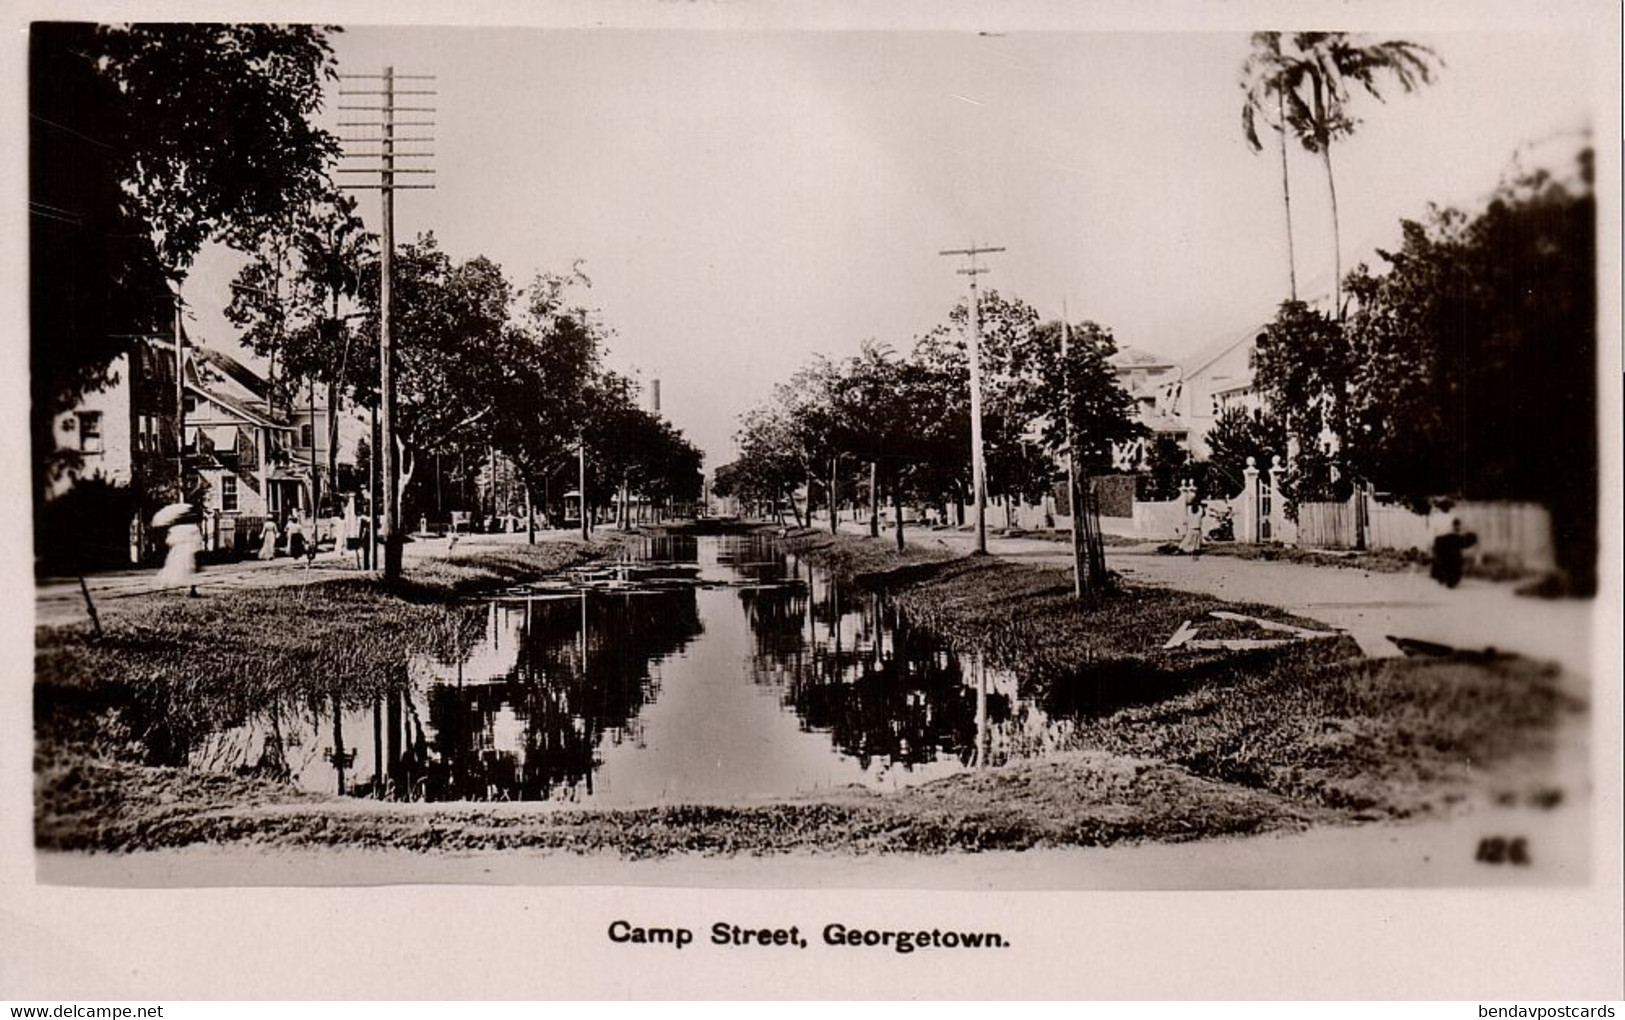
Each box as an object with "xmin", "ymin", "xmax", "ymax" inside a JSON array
[
  {"xmin": 337, "ymin": 66, "xmax": 436, "ymax": 582},
  {"xmin": 173, "ymin": 289, "xmax": 185, "ymax": 500},
  {"xmin": 579, "ymin": 438, "xmax": 590, "ymax": 542},
  {"xmin": 1062, "ymin": 308, "xmax": 1085, "ymax": 600},
  {"xmin": 939, "ymin": 244, "xmax": 1005, "ymax": 555}
]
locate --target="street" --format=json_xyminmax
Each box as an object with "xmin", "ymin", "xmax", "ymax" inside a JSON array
[{"xmin": 834, "ymin": 521, "xmax": 1599, "ymax": 685}]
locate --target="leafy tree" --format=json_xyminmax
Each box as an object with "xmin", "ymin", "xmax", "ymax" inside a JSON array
[
  {"xmin": 777, "ymin": 356, "xmax": 847, "ymax": 531},
  {"xmin": 730, "ymin": 403, "xmax": 808, "ymax": 525},
  {"xmin": 225, "ymin": 191, "xmax": 375, "ymax": 507},
  {"xmin": 1253, "ymin": 300, "xmax": 1352, "ymax": 504},
  {"xmin": 489, "ymin": 268, "xmax": 604, "ymax": 529},
  {"xmin": 1203, "ymin": 407, "xmax": 1287, "ymax": 498},
  {"xmin": 1015, "ymin": 318, "xmax": 1142, "ymax": 475},
  {"xmin": 1136, "ymin": 435, "xmax": 1190, "ymax": 502},
  {"xmin": 30, "ymin": 22, "xmax": 340, "ymax": 503},
  {"xmin": 1342, "ymin": 149, "xmax": 1595, "ymax": 591},
  {"xmin": 354, "ymin": 234, "xmax": 521, "ymax": 516}
]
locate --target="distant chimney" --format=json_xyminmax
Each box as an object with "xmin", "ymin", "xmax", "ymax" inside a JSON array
[{"xmin": 649, "ymin": 377, "xmax": 661, "ymax": 415}]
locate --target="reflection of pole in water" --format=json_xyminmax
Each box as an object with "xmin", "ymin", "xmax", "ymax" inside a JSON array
[
  {"xmin": 832, "ymin": 577, "xmax": 842, "ymax": 655},
  {"xmin": 975, "ymin": 653, "xmax": 990, "ymax": 769},
  {"xmin": 372, "ymin": 697, "xmax": 383, "ymax": 800},
  {"xmin": 578, "ymin": 589, "xmax": 588, "ymax": 671},
  {"xmin": 329, "ymin": 696, "xmax": 351, "ymax": 795},
  {"xmin": 387, "ymin": 689, "xmax": 402, "ymax": 798},
  {"xmin": 872, "ymin": 593, "xmax": 884, "ymax": 667}
]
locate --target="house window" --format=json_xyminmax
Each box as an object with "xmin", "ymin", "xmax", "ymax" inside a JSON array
[
  {"xmin": 77, "ymin": 412, "xmax": 103, "ymax": 453},
  {"xmin": 221, "ymin": 476, "xmax": 239, "ymax": 512},
  {"xmin": 183, "ymin": 395, "xmax": 197, "ymax": 414},
  {"xmin": 300, "ymin": 424, "xmax": 314, "ymax": 449}
]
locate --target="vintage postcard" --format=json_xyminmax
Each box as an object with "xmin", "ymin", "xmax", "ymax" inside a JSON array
[{"xmin": 5, "ymin": 0, "xmax": 1621, "ymax": 1001}]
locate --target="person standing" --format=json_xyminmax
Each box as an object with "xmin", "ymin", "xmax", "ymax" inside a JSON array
[
  {"xmin": 1178, "ymin": 493, "xmax": 1205, "ymax": 556},
  {"xmin": 285, "ymin": 514, "xmax": 306, "ymax": 560},
  {"xmin": 259, "ymin": 516, "xmax": 280, "ymax": 560}
]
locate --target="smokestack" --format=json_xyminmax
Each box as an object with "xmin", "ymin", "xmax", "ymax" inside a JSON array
[{"xmin": 650, "ymin": 377, "xmax": 661, "ymax": 415}]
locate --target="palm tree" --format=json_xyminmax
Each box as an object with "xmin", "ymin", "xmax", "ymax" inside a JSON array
[
  {"xmin": 1268, "ymin": 32, "xmax": 1441, "ymax": 317},
  {"xmin": 1241, "ymin": 32, "xmax": 1300, "ymax": 301}
]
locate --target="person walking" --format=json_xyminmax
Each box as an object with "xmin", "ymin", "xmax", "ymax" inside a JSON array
[
  {"xmin": 160, "ymin": 506, "xmax": 204, "ymax": 596},
  {"xmin": 1430, "ymin": 517, "xmax": 1477, "ymax": 589},
  {"xmin": 258, "ymin": 516, "xmax": 280, "ymax": 560},
  {"xmin": 285, "ymin": 514, "xmax": 306, "ymax": 560}
]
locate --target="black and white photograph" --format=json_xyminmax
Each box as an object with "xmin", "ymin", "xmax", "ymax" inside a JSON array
[{"xmin": 7, "ymin": 0, "xmax": 1621, "ymax": 1002}]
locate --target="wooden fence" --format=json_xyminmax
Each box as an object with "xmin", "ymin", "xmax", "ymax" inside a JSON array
[{"xmin": 1296, "ymin": 497, "xmax": 1554, "ymax": 572}]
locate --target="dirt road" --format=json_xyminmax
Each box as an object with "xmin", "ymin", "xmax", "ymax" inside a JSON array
[{"xmin": 850, "ymin": 523, "xmax": 1600, "ymax": 685}]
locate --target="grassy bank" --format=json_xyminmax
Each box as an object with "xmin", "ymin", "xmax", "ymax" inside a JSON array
[
  {"xmin": 784, "ymin": 531, "xmax": 1585, "ymax": 818},
  {"xmin": 34, "ymin": 528, "xmax": 1584, "ymax": 856},
  {"xmin": 35, "ymin": 537, "xmax": 622, "ymax": 769}
]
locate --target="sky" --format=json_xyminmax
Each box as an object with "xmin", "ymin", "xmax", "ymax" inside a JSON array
[{"xmin": 182, "ymin": 20, "xmax": 1601, "ymax": 469}]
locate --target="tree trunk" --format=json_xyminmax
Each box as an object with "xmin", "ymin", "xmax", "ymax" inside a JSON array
[
  {"xmin": 526, "ymin": 483, "xmax": 535, "ymax": 544},
  {"xmin": 326, "ymin": 380, "xmax": 340, "ymax": 512},
  {"xmin": 1322, "ymin": 143, "xmax": 1342, "ymax": 319},
  {"xmin": 1277, "ymin": 92, "xmax": 1298, "ymax": 302},
  {"xmin": 891, "ymin": 469, "xmax": 905, "ymax": 551},
  {"xmin": 829, "ymin": 457, "xmax": 839, "ymax": 535},
  {"xmin": 868, "ymin": 460, "xmax": 880, "ymax": 538}
]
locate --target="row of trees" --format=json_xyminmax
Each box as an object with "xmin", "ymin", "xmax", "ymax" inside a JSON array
[
  {"xmin": 716, "ymin": 292, "xmax": 1140, "ymax": 550},
  {"xmin": 229, "ymin": 220, "xmax": 704, "ymax": 533},
  {"xmin": 31, "ymin": 22, "xmax": 702, "ymax": 565}
]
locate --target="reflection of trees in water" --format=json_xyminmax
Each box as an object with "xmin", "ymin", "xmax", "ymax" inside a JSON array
[
  {"xmin": 738, "ymin": 582, "xmax": 809, "ymax": 661},
  {"xmin": 753, "ymin": 573, "xmax": 1011, "ymax": 773},
  {"xmin": 409, "ymin": 589, "xmax": 704, "ymax": 801},
  {"xmin": 626, "ymin": 534, "xmax": 699, "ymax": 565},
  {"xmin": 715, "ymin": 536, "xmax": 786, "ymax": 583}
]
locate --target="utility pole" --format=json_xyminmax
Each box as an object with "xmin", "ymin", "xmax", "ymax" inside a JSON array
[
  {"xmin": 337, "ymin": 66, "xmax": 436, "ymax": 582},
  {"xmin": 939, "ymin": 243, "xmax": 1005, "ymax": 555},
  {"xmin": 578, "ymin": 437, "xmax": 589, "ymax": 542},
  {"xmin": 173, "ymin": 288, "xmax": 185, "ymax": 500},
  {"xmin": 1062, "ymin": 308, "xmax": 1085, "ymax": 600}
]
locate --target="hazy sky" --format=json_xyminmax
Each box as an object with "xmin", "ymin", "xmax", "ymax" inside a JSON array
[{"xmin": 184, "ymin": 22, "xmax": 1599, "ymax": 467}]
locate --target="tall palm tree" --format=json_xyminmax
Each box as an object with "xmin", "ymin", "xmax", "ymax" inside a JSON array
[
  {"xmin": 1269, "ymin": 32, "xmax": 1441, "ymax": 317},
  {"xmin": 1241, "ymin": 32, "xmax": 1300, "ymax": 302}
]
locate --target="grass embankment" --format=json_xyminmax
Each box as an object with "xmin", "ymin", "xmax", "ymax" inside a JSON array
[
  {"xmin": 788, "ymin": 530, "xmax": 1584, "ymax": 820},
  {"xmin": 35, "ymin": 528, "xmax": 1583, "ymax": 856},
  {"xmin": 34, "ymin": 538, "xmax": 624, "ymax": 831}
]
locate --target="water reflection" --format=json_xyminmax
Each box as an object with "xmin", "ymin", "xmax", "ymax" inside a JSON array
[{"xmin": 186, "ymin": 534, "xmax": 1100, "ymax": 804}]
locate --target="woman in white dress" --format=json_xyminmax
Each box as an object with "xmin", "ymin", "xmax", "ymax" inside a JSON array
[
  {"xmin": 259, "ymin": 516, "xmax": 280, "ymax": 560},
  {"xmin": 160, "ymin": 510, "xmax": 203, "ymax": 594}
]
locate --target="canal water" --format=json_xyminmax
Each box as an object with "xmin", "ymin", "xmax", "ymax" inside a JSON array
[{"xmin": 193, "ymin": 534, "xmax": 1086, "ymax": 805}]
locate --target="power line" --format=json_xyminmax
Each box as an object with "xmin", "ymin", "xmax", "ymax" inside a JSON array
[{"xmin": 336, "ymin": 66, "xmax": 437, "ymax": 580}]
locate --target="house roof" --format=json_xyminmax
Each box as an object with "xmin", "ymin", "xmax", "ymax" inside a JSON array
[
  {"xmin": 194, "ymin": 346, "xmax": 273, "ymax": 402},
  {"xmin": 1178, "ymin": 321, "xmax": 1265, "ymax": 381},
  {"xmin": 186, "ymin": 380, "xmax": 289, "ymax": 430},
  {"xmin": 1108, "ymin": 346, "xmax": 1176, "ymax": 371}
]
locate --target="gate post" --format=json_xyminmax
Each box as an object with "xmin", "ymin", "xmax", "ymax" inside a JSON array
[
  {"xmin": 1238, "ymin": 457, "xmax": 1261, "ymax": 544},
  {"xmin": 1268, "ymin": 455, "xmax": 1296, "ymax": 546}
]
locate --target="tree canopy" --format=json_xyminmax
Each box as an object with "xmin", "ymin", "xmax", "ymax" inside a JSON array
[{"xmin": 30, "ymin": 22, "xmax": 341, "ymax": 499}]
